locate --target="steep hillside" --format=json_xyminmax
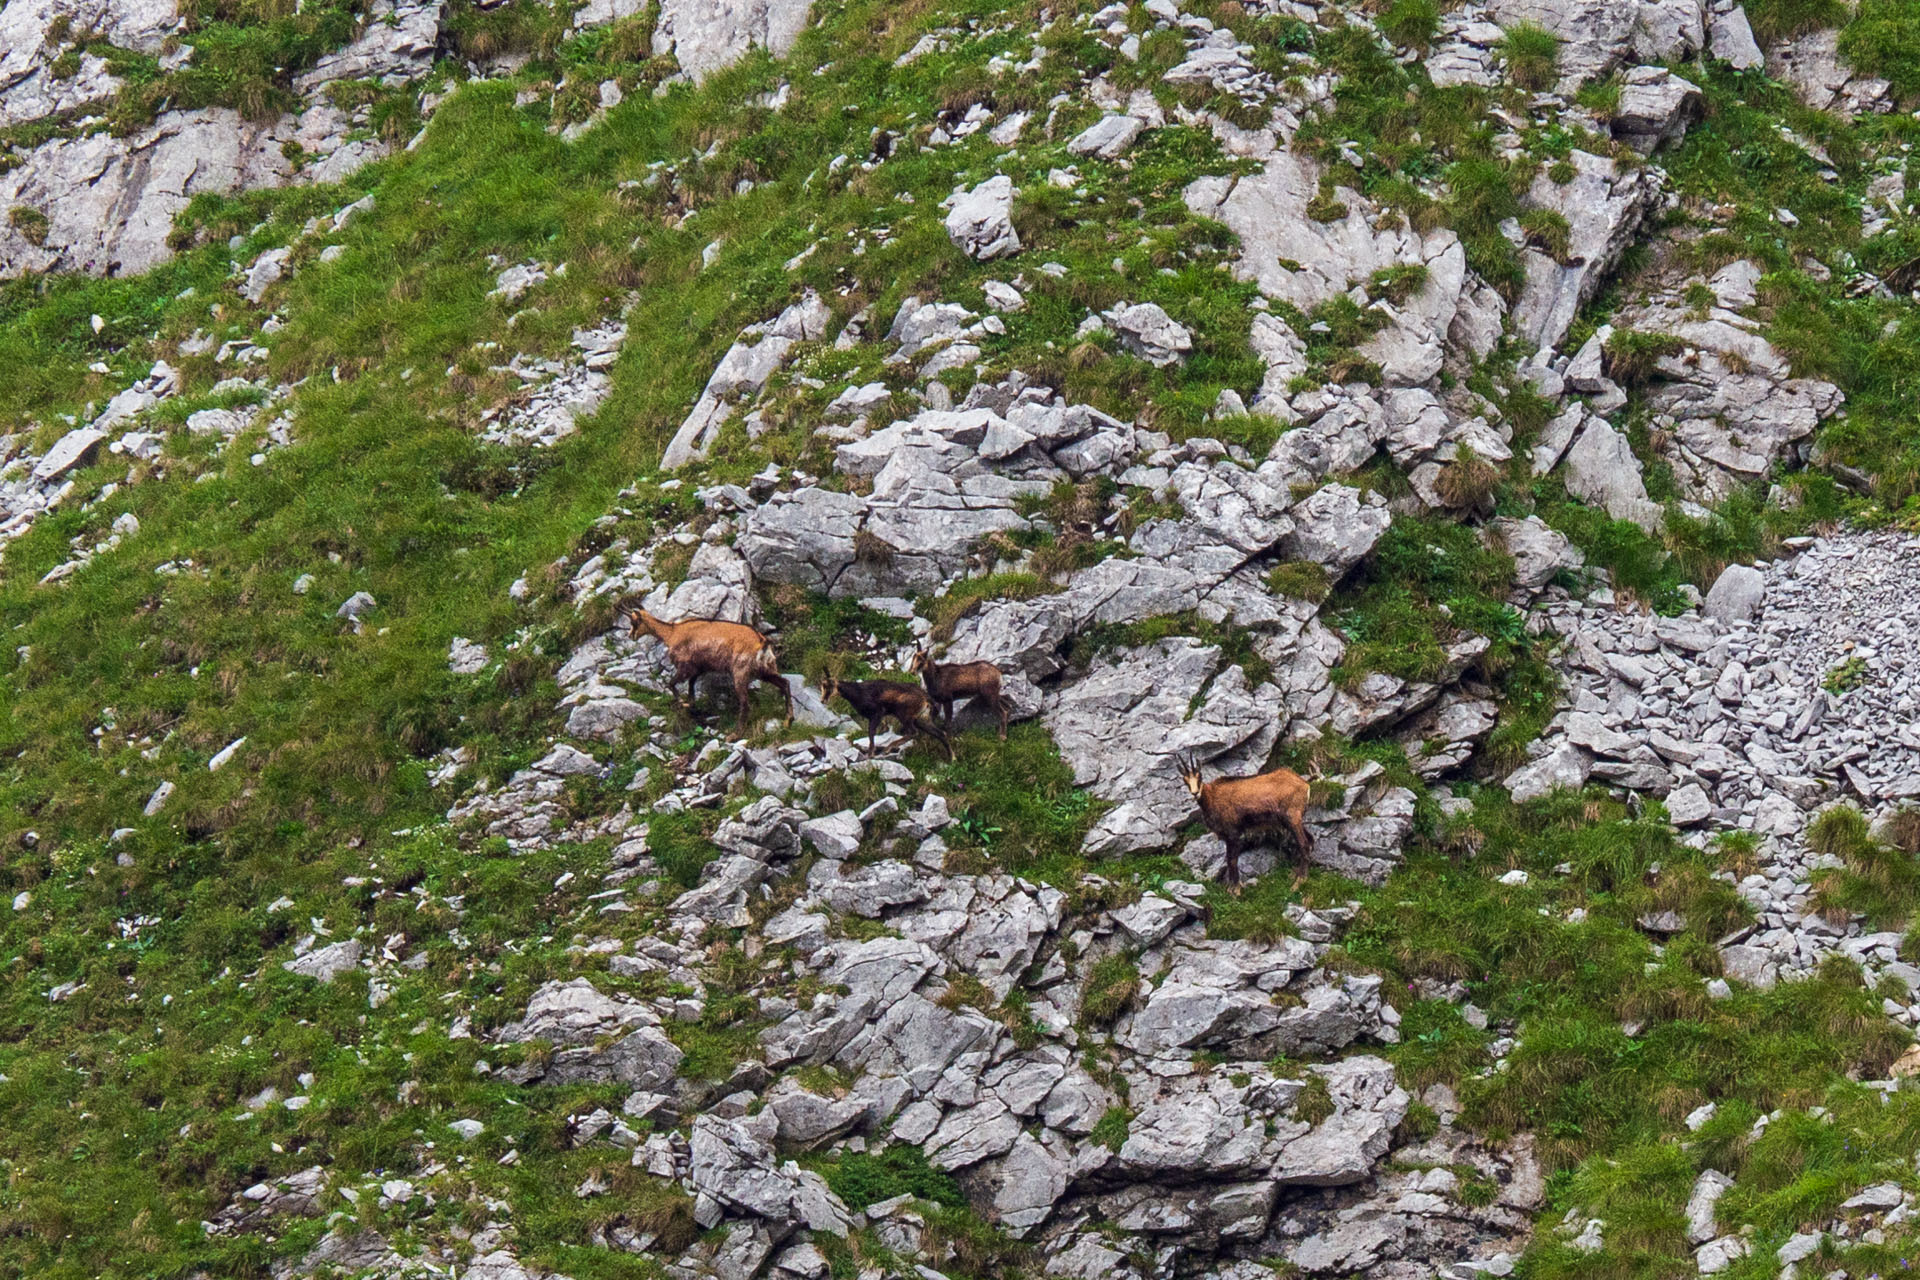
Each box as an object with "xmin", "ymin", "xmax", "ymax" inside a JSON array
[{"xmin": 5, "ymin": 1, "xmax": 1920, "ymax": 1278}]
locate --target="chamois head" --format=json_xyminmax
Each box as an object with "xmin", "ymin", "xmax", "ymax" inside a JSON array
[
  {"xmin": 1174, "ymin": 752, "xmax": 1205, "ymax": 800},
  {"xmin": 906, "ymin": 647, "xmax": 931, "ymax": 675},
  {"xmin": 818, "ymin": 671, "xmax": 840, "ymax": 705}
]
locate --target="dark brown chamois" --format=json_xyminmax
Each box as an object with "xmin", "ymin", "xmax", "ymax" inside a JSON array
[
  {"xmin": 628, "ymin": 609, "xmax": 791, "ymax": 733},
  {"xmin": 819, "ymin": 673, "xmax": 953, "ymax": 759},
  {"xmin": 1175, "ymin": 752, "xmax": 1312, "ymax": 893},
  {"xmin": 907, "ymin": 649, "xmax": 1009, "ymax": 740}
]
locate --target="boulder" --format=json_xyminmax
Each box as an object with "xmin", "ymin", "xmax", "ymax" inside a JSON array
[
  {"xmin": 1561, "ymin": 419, "xmax": 1662, "ymax": 531},
  {"xmin": 1612, "ymin": 66, "xmax": 1702, "ymax": 152},
  {"xmin": 650, "ymin": 0, "xmax": 814, "ymax": 83},
  {"xmin": 1068, "ymin": 115, "xmax": 1147, "ymax": 160},
  {"xmin": 1505, "ymin": 742, "xmax": 1593, "ymax": 803},
  {"xmin": 283, "ymin": 939, "xmax": 362, "ymax": 983},
  {"xmin": 1703, "ymin": 563, "xmax": 1765, "ymax": 624},
  {"xmin": 1104, "ymin": 302, "xmax": 1192, "ymax": 367},
  {"xmin": 1510, "ymin": 150, "xmax": 1663, "ymax": 351},
  {"xmin": 946, "ymin": 176, "xmax": 1021, "ymax": 261},
  {"xmin": 1491, "ymin": 515, "xmax": 1585, "ymax": 590},
  {"xmin": 1282, "ymin": 484, "xmax": 1391, "ymax": 577}
]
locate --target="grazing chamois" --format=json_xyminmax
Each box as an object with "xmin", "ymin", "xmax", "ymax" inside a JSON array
[
  {"xmin": 628, "ymin": 609, "xmax": 791, "ymax": 733},
  {"xmin": 908, "ymin": 649, "xmax": 1009, "ymax": 741},
  {"xmin": 1175, "ymin": 752, "xmax": 1313, "ymax": 893},
  {"xmin": 819, "ymin": 673, "xmax": 953, "ymax": 759}
]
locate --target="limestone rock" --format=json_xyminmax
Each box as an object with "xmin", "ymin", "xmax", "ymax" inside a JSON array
[
  {"xmin": 1703, "ymin": 563, "xmax": 1765, "ymax": 624},
  {"xmin": 663, "ymin": 290, "xmax": 831, "ymax": 468},
  {"xmin": 946, "ymin": 176, "xmax": 1021, "ymax": 261},
  {"xmin": 1, "ymin": 108, "xmax": 292, "ymax": 280},
  {"xmin": 1511, "ymin": 150, "xmax": 1663, "ymax": 351},
  {"xmin": 652, "ymin": 0, "xmax": 814, "ymax": 83},
  {"xmin": 1561, "ymin": 419, "xmax": 1661, "ymax": 531}
]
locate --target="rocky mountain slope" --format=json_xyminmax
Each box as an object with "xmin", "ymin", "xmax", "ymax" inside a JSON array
[{"xmin": 6, "ymin": 0, "xmax": 1920, "ymax": 1278}]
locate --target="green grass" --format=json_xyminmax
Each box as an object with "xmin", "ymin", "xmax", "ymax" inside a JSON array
[
  {"xmin": 1840, "ymin": 0, "xmax": 1920, "ymax": 99},
  {"xmin": 1744, "ymin": 0, "xmax": 1851, "ymax": 43},
  {"xmin": 813, "ymin": 1145, "xmax": 966, "ymax": 1212},
  {"xmin": 1499, "ymin": 23, "xmax": 1560, "ymax": 93},
  {"xmin": 1345, "ymin": 788, "xmax": 1906, "ymax": 1186},
  {"xmin": 1326, "ymin": 517, "xmax": 1521, "ymax": 687},
  {"xmin": 1377, "ymin": 0, "xmax": 1441, "ymax": 52},
  {"xmin": 6, "ymin": 3, "xmax": 1920, "ymax": 1277}
]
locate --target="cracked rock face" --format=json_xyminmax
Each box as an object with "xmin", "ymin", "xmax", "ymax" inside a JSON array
[
  {"xmin": 651, "ymin": 0, "xmax": 815, "ymax": 83},
  {"xmin": 1511, "ymin": 149, "xmax": 1665, "ymax": 351},
  {"xmin": 1046, "ymin": 637, "xmax": 1288, "ymax": 855},
  {"xmin": 0, "ymin": 109, "xmax": 293, "ymax": 279},
  {"xmin": 1186, "ymin": 153, "xmax": 1484, "ymax": 390}
]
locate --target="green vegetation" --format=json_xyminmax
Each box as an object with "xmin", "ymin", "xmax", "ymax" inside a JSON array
[
  {"xmin": 1346, "ymin": 790, "xmax": 1905, "ymax": 1182},
  {"xmin": 1377, "ymin": 0, "xmax": 1442, "ymax": 52},
  {"xmin": 1823, "ymin": 654, "xmax": 1870, "ymax": 692},
  {"xmin": 815, "ymin": 1145, "xmax": 966, "ymax": 1211},
  {"xmin": 1809, "ymin": 803, "xmax": 1920, "ymax": 927},
  {"xmin": 1090, "ymin": 1104, "xmax": 1134, "ymax": 1152},
  {"xmin": 1839, "ymin": 0, "xmax": 1920, "ymax": 98},
  {"xmin": 1744, "ymin": 0, "xmax": 1851, "ymax": 43},
  {"xmin": 1498, "ymin": 23, "xmax": 1560, "ymax": 93},
  {"xmin": 1327, "ymin": 517, "xmax": 1523, "ymax": 687},
  {"xmin": 6, "ymin": 2, "xmax": 1920, "ymax": 1278},
  {"xmin": 1079, "ymin": 951, "xmax": 1141, "ymax": 1026}
]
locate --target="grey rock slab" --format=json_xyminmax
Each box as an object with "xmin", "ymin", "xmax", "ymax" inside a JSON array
[
  {"xmin": 662, "ymin": 289, "xmax": 830, "ymax": 468},
  {"xmin": 985, "ymin": 1132, "xmax": 1070, "ymax": 1236},
  {"xmin": 2, "ymin": 108, "xmax": 292, "ymax": 280},
  {"xmin": 30, "ymin": 428, "xmax": 105, "ymax": 482},
  {"xmin": 650, "ymin": 0, "xmax": 813, "ymax": 83},
  {"xmin": 1561, "ymin": 418, "xmax": 1662, "ymax": 531},
  {"xmin": 283, "ymin": 939, "xmax": 362, "ymax": 983},
  {"xmin": 945, "ymin": 175, "xmax": 1021, "ymax": 261},
  {"xmin": 1510, "ymin": 150, "xmax": 1662, "ymax": 351},
  {"xmin": 1067, "ymin": 114, "xmax": 1146, "ymax": 159},
  {"xmin": 1505, "ymin": 742, "xmax": 1593, "ymax": 803},
  {"xmin": 925, "ymin": 1098, "xmax": 1022, "ymax": 1170},
  {"xmin": 1046, "ymin": 638, "xmax": 1287, "ymax": 856},
  {"xmin": 294, "ymin": 0, "xmax": 444, "ymax": 92},
  {"xmin": 1704, "ymin": 563, "xmax": 1766, "ymax": 624}
]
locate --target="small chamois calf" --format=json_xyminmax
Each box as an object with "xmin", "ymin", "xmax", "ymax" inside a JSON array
[
  {"xmin": 628, "ymin": 609, "xmax": 791, "ymax": 733},
  {"xmin": 820, "ymin": 673, "xmax": 953, "ymax": 759},
  {"xmin": 1176, "ymin": 752, "xmax": 1313, "ymax": 892},
  {"xmin": 907, "ymin": 649, "xmax": 1009, "ymax": 740}
]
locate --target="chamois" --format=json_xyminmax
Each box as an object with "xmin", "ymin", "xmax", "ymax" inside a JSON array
[
  {"xmin": 628, "ymin": 609, "xmax": 791, "ymax": 733},
  {"xmin": 907, "ymin": 649, "xmax": 1009, "ymax": 740},
  {"xmin": 819, "ymin": 673, "xmax": 953, "ymax": 760},
  {"xmin": 1175, "ymin": 752, "xmax": 1313, "ymax": 893}
]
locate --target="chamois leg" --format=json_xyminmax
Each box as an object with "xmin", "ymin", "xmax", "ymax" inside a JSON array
[
  {"xmin": 992, "ymin": 692, "xmax": 1008, "ymax": 741},
  {"xmin": 735, "ymin": 678, "xmax": 755, "ymax": 736},
  {"xmin": 916, "ymin": 714, "xmax": 955, "ymax": 761},
  {"xmin": 1288, "ymin": 814, "xmax": 1312, "ymax": 889},
  {"xmin": 1222, "ymin": 833, "xmax": 1243, "ymax": 895},
  {"xmin": 764, "ymin": 671, "xmax": 793, "ymax": 725}
]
